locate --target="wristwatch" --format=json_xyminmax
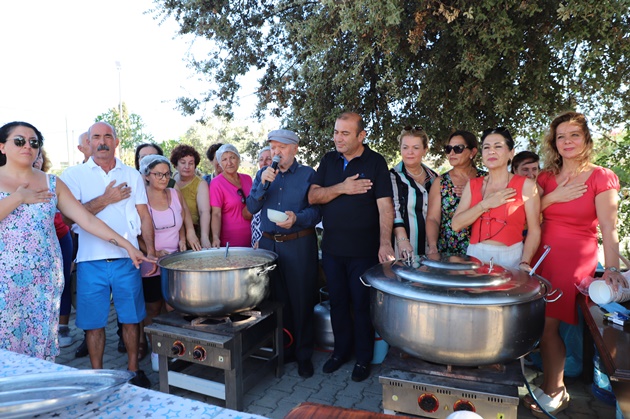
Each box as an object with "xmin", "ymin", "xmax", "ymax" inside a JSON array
[{"xmin": 606, "ymin": 266, "xmax": 619, "ymax": 273}]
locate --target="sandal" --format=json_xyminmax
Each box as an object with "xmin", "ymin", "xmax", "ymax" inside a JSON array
[
  {"xmin": 530, "ymin": 387, "xmax": 570, "ymax": 418},
  {"xmin": 137, "ymin": 340, "xmax": 148, "ymax": 361},
  {"xmin": 522, "ymin": 386, "xmax": 544, "ymax": 409}
]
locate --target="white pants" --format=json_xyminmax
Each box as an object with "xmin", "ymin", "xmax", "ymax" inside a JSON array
[{"xmin": 466, "ymin": 241, "xmax": 523, "ymax": 270}]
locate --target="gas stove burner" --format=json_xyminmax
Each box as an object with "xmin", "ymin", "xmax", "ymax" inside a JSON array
[
  {"xmin": 380, "ymin": 348, "xmax": 522, "ymax": 418},
  {"xmin": 186, "ymin": 311, "xmax": 258, "ymax": 327}
]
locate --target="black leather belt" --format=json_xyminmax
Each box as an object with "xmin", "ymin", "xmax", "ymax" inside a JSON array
[{"xmin": 262, "ymin": 228, "xmax": 316, "ymax": 243}]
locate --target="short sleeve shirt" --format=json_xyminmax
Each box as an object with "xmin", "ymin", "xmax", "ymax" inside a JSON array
[
  {"xmin": 61, "ymin": 157, "xmax": 147, "ymax": 262},
  {"xmin": 312, "ymin": 145, "xmax": 393, "ymax": 257}
]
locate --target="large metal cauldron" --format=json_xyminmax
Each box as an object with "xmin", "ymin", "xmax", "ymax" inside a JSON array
[
  {"xmin": 360, "ymin": 254, "xmax": 560, "ymax": 366},
  {"xmin": 158, "ymin": 248, "xmax": 277, "ymax": 316}
]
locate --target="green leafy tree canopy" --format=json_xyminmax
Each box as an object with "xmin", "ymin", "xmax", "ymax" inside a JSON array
[{"xmin": 153, "ymin": 0, "xmax": 630, "ymax": 165}]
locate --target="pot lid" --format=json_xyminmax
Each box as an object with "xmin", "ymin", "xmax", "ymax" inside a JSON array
[{"xmin": 361, "ymin": 254, "xmax": 548, "ymax": 305}]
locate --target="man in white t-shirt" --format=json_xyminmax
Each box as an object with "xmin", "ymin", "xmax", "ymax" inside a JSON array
[{"xmin": 61, "ymin": 121, "xmax": 156, "ymax": 388}]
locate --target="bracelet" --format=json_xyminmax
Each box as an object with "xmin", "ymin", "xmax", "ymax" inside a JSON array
[
  {"xmin": 519, "ymin": 261, "xmax": 530, "ymax": 266},
  {"xmin": 396, "ymin": 237, "xmax": 409, "ymax": 243},
  {"xmin": 606, "ymin": 266, "xmax": 619, "ymax": 273}
]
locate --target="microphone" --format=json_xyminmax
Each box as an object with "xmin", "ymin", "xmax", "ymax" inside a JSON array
[{"xmin": 263, "ymin": 155, "xmax": 281, "ymax": 190}]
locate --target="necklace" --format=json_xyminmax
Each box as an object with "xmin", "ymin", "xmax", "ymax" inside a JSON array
[{"xmin": 481, "ymin": 174, "xmax": 511, "ymax": 200}]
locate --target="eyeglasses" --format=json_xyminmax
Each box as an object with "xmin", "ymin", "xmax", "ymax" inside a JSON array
[
  {"xmin": 148, "ymin": 206, "xmax": 176, "ymax": 230},
  {"xmin": 12, "ymin": 135, "xmax": 42, "ymax": 149},
  {"xmin": 237, "ymin": 188, "xmax": 246, "ymax": 204},
  {"xmin": 149, "ymin": 171, "xmax": 172, "ymax": 180},
  {"xmin": 444, "ymin": 144, "xmax": 468, "ymax": 154},
  {"xmin": 403, "ymin": 125, "xmax": 424, "ymax": 132}
]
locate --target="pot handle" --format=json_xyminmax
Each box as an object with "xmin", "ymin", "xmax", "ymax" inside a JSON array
[
  {"xmin": 359, "ymin": 276, "xmax": 371, "ymax": 287},
  {"xmin": 257, "ymin": 264, "xmax": 277, "ymax": 276},
  {"xmin": 543, "ymin": 288, "xmax": 563, "ymax": 303}
]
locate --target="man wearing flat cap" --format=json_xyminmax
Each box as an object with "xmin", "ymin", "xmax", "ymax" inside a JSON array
[{"xmin": 246, "ymin": 129, "xmax": 321, "ymax": 378}]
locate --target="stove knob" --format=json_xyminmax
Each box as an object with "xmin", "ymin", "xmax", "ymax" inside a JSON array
[
  {"xmin": 171, "ymin": 341, "xmax": 185, "ymax": 356},
  {"xmin": 193, "ymin": 345, "xmax": 206, "ymax": 361},
  {"xmin": 453, "ymin": 400, "xmax": 476, "ymax": 412},
  {"xmin": 417, "ymin": 393, "xmax": 439, "ymax": 413}
]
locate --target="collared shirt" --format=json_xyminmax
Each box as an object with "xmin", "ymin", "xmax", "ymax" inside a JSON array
[
  {"xmin": 246, "ymin": 159, "xmax": 320, "ymax": 235},
  {"xmin": 311, "ymin": 145, "xmax": 393, "ymax": 257},
  {"xmin": 61, "ymin": 157, "xmax": 147, "ymax": 262}
]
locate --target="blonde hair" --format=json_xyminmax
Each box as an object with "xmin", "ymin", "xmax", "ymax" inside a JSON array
[
  {"xmin": 398, "ymin": 126, "xmax": 429, "ymax": 149},
  {"xmin": 542, "ymin": 111, "xmax": 593, "ymax": 175}
]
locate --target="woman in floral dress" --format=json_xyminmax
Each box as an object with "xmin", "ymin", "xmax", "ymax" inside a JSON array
[
  {"xmin": 427, "ymin": 130, "xmax": 485, "ymax": 255},
  {"xmin": 0, "ymin": 121, "xmax": 150, "ymax": 361}
]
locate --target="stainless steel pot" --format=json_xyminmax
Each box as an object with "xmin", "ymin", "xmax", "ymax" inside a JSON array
[
  {"xmin": 360, "ymin": 254, "xmax": 561, "ymax": 366},
  {"xmin": 158, "ymin": 248, "xmax": 277, "ymax": 316}
]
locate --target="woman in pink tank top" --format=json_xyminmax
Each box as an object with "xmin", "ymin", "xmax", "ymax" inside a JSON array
[
  {"xmin": 452, "ymin": 127, "xmax": 540, "ymax": 269},
  {"xmin": 139, "ymin": 154, "xmax": 187, "ymax": 370}
]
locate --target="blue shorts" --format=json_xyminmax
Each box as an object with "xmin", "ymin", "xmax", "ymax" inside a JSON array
[{"xmin": 76, "ymin": 259, "xmax": 146, "ymax": 330}]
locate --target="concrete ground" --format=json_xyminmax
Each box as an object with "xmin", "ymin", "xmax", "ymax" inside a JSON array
[{"xmin": 55, "ymin": 305, "xmax": 617, "ymax": 418}]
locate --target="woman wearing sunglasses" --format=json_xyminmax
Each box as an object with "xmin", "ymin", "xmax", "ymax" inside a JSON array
[
  {"xmin": 426, "ymin": 130, "xmax": 485, "ymax": 255},
  {"xmin": 138, "ymin": 154, "xmax": 187, "ymax": 371},
  {"xmin": 452, "ymin": 127, "xmax": 540, "ymax": 269},
  {"xmin": 0, "ymin": 121, "xmax": 150, "ymax": 361},
  {"xmin": 210, "ymin": 144, "xmax": 253, "ymax": 247},
  {"xmin": 389, "ymin": 126, "xmax": 439, "ymax": 258}
]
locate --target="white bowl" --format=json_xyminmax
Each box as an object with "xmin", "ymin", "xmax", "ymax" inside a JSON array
[{"xmin": 267, "ymin": 209, "xmax": 288, "ymax": 223}]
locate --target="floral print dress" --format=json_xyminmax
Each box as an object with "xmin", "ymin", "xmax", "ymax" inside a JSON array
[
  {"xmin": 437, "ymin": 169, "xmax": 486, "ymax": 255},
  {"xmin": 0, "ymin": 175, "xmax": 63, "ymax": 360}
]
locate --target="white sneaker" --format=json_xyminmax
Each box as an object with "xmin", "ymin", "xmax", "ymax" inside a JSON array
[
  {"xmin": 151, "ymin": 352, "xmax": 159, "ymax": 372},
  {"xmin": 58, "ymin": 326, "xmax": 72, "ymax": 348}
]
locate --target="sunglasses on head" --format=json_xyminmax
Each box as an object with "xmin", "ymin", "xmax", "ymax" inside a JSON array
[
  {"xmin": 403, "ymin": 125, "xmax": 424, "ymax": 132},
  {"xmin": 482, "ymin": 126, "xmax": 510, "ymax": 138},
  {"xmin": 13, "ymin": 135, "xmax": 42, "ymax": 149},
  {"xmin": 237, "ymin": 188, "xmax": 246, "ymax": 204},
  {"xmin": 444, "ymin": 144, "xmax": 468, "ymax": 154}
]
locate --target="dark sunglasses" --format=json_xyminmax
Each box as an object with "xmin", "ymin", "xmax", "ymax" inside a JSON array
[
  {"xmin": 482, "ymin": 126, "xmax": 512, "ymax": 140},
  {"xmin": 13, "ymin": 135, "xmax": 42, "ymax": 149},
  {"xmin": 403, "ymin": 125, "xmax": 424, "ymax": 132},
  {"xmin": 444, "ymin": 144, "xmax": 469, "ymax": 154},
  {"xmin": 237, "ymin": 188, "xmax": 246, "ymax": 204}
]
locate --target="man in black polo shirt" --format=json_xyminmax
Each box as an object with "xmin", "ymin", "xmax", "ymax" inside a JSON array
[{"xmin": 308, "ymin": 111, "xmax": 395, "ymax": 382}]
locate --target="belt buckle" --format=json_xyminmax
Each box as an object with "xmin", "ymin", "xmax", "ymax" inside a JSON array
[{"xmin": 273, "ymin": 234, "xmax": 284, "ymax": 243}]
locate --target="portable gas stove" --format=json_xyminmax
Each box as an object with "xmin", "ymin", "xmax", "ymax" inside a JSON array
[
  {"xmin": 380, "ymin": 348, "xmax": 523, "ymax": 418},
  {"xmin": 144, "ymin": 302, "xmax": 283, "ymax": 411}
]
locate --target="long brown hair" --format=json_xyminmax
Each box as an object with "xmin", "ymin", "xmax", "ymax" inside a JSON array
[{"xmin": 542, "ymin": 111, "xmax": 593, "ymax": 175}]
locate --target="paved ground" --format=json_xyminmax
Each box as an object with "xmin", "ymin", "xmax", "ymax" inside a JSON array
[{"xmin": 55, "ymin": 305, "xmax": 617, "ymax": 418}]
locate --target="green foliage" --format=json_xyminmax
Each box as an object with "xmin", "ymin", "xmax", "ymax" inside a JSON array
[
  {"xmin": 157, "ymin": 117, "xmax": 273, "ymax": 177},
  {"xmin": 594, "ymin": 129, "xmax": 630, "ymax": 245},
  {"xmin": 153, "ymin": 0, "xmax": 630, "ymax": 165},
  {"xmin": 95, "ymin": 103, "xmax": 154, "ymax": 165}
]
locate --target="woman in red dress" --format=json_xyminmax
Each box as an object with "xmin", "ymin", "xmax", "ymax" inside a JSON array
[{"xmin": 527, "ymin": 112, "xmax": 627, "ymax": 416}]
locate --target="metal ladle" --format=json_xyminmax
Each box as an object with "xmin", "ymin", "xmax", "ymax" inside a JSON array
[{"xmin": 225, "ymin": 242, "xmax": 230, "ymax": 258}]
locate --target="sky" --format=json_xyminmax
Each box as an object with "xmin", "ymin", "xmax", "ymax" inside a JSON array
[{"xmin": 0, "ymin": 0, "xmax": 261, "ymax": 166}]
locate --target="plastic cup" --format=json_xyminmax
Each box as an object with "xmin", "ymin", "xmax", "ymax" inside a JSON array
[
  {"xmin": 589, "ymin": 281, "xmax": 630, "ymax": 304},
  {"xmin": 589, "ymin": 281, "xmax": 615, "ymax": 304}
]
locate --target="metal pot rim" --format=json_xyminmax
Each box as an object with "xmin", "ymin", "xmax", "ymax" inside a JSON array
[
  {"xmin": 361, "ymin": 255, "xmax": 551, "ymax": 306},
  {"xmin": 157, "ymin": 247, "xmax": 278, "ymax": 272}
]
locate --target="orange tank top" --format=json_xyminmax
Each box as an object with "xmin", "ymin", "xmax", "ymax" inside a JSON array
[{"xmin": 469, "ymin": 175, "xmax": 526, "ymax": 246}]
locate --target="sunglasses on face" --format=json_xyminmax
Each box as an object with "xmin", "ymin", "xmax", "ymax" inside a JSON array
[
  {"xmin": 237, "ymin": 188, "xmax": 246, "ymax": 204},
  {"xmin": 403, "ymin": 125, "xmax": 424, "ymax": 132},
  {"xmin": 13, "ymin": 135, "xmax": 42, "ymax": 149},
  {"xmin": 444, "ymin": 144, "xmax": 468, "ymax": 154}
]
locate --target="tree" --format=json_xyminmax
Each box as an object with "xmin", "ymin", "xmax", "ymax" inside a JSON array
[
  {"xmin": 159, "ymin": 117, "xmax": 272, "ymax": 177},
  {"xmin": 95, "ymin": 103, "xmax": 154, "ymax": 165},
  {"xmin": 153, "ymin": 0, "xmax": 630, "ymax": 165}
]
